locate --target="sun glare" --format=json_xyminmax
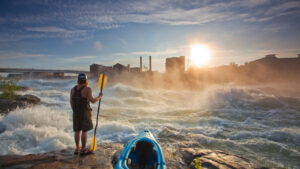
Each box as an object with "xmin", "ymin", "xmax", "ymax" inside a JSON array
[{"xmin": 190, "ymin": 44, "xmax": 211, "ymax": 67}]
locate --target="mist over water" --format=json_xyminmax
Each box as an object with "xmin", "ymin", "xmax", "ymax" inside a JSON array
[{"xmin": 0, "ymin": 79, "xmax": 299, "ymax": 168}]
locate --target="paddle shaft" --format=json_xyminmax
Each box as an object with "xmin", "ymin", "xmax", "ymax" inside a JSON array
[{"xmin": 93, "ymin": 75, "xmax": 105, "ymax": 142}]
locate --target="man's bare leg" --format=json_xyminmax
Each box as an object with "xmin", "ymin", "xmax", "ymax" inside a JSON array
[
  {"xmin": 75, "ymin": 131, "xmax": 81, "ymax": 151},
  {"xmin": 81, "ymin": 131, "xmax": 88, "ymax": 150}
]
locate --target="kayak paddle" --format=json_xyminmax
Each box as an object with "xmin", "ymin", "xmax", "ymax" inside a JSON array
[{"xmin": 91, "ymin": 73, "xmax": 107, "ymax": 152}]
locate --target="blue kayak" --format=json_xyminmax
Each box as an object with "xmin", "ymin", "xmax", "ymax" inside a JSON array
[{"xmin": 115, "ymin": 130, "xmax": 167, "ymax": 169}]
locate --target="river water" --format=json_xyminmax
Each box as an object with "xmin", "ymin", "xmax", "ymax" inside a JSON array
[{"xmin": 0, "ymin": 79, "xmax": 299, "ymax": 168}]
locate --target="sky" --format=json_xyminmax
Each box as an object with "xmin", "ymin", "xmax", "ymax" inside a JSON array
[{"xmin": 0, "ymin": 0, "xmax": 300, "ymax": 72}]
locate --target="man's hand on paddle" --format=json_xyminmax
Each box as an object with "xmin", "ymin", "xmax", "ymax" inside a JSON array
[
  {"xmin": 95, "ymin": 93, "xmax": 103, "ymax": 102},
  {"xmin": 98, "ymin": 93, "xmax": 103, "ymax": 99}
]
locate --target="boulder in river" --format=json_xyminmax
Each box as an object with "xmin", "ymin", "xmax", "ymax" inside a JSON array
[
  {"xmin": 0, "ymin": 94, "xmax": 40, "ymax": 114},
  {"xmin": 15, "ymin": 94, "xmax": 41, "ymax": 104},
  {"xmin": 181, "ymin": 148, "xmax": 259, "ymax": 169}
]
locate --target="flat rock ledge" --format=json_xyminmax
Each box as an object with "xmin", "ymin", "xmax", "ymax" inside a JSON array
[
  {"xmin": 0, "ymin": 143, "xmax": 266, "ymax": 169},
  {"xmin": 0, "ymin": 94, "xmax": 41, "ymax": 114}
]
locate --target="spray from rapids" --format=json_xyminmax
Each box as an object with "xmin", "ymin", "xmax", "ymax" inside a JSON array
[{"xmin": 0, "ymin": 79, "xmax": 299, "ymax": 168}]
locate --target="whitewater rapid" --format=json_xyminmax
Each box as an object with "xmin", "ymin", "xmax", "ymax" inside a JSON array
[{"xmin": 0, "ymin": 79, "xmax": 299, "ymax": 168}]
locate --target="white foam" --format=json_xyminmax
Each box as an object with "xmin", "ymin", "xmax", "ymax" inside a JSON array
[
  {"xmin": 0, "ymin": 105, "xmax": 73, "ymax": 155},
  {"xmin": 97, "ymin": 121, "xmax": 137, "ymax": 142}
]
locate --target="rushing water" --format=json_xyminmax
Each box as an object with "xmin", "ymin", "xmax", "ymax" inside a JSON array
[{"xmin": 0, "ymin": 79, "xmax": 299, "ymax": 168}]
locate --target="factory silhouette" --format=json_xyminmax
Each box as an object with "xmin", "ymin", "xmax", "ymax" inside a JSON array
[
  {"xmin": 90, "ymin": 55, "xmax": 186, "ymax": 77},
  {"xmin": 90, "ymin": 56, "xmax": 153, "ymax": 78}
]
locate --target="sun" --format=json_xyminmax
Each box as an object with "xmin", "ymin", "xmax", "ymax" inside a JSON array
[{"xmin": 189, "ymin": 44, "xmax": 211, "ymax": 67}]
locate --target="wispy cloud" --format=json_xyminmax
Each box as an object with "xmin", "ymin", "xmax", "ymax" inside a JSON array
[
  {"xmin": 118, "ymin": 38, "xmax": 128, "ymax": 48},
  {"xmin": 0, "ymin": 25, "xmax": 91, "ymax": 43},
  {"xmin": 114, "ymin": 48, "xmax": 182, "ymax": 57},
  {"xmin": 64, "ymin": 55, "xmax": 97, "ymax": 62},
  {"xmin": 25, "ymin": 26, "xmax": 88, "ymax": 37},
  {"xmin": 242, "ymin": 0, "xmax": 300, "ymax": 23},
  {"xmin": 94, "ymin": 41, "xmax": 103, "ymax": 51},
  {"xmin": 237, "ymin": 0, "xmax": 271, "ymax": 8},
  {"xmin": 26, "ymin": 26, "xmax": 69, "ymax": 33},
  {"xmin": 266, "ymin": 1, "xmax": 300, "ymax": 15},
  {"xmin": 0, "ymin": 51, "xmax": 48, "ymax": 60},
  {"xmin": 261, "ymin": 24, "xmax": 289, "ymax": 33}
]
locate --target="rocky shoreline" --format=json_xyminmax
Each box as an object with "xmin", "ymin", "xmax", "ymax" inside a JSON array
[{"xmin": 0, "ymin": 143, "xmax": 266, "ymax": 169}]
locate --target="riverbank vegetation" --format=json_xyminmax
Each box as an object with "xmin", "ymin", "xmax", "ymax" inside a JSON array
[{"xmin": 0, "ymin": 80, "xmax": 22, "ymax": 99}]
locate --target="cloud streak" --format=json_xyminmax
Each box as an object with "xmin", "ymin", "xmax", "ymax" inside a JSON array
[
  {"xmin": 114, "ymin": 48, "xmax": 183, "ymax": 57},
  {"xmin": 0, "ymin": 51, "xmax": 48, "ymax": 60},
  {"xmin": 63, "ymin": 55, "xmax": 97, "ymax": 62},
  {"xmin": 26, "ymin": 26, "xmax": 70, "ymax": 33}
]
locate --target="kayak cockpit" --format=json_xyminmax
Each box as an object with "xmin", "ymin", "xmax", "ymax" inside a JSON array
[
  {"xmin": 114, "ymin": 130, "xmax": 166, "ymax": 169},
  {"xmin": 127, "ymin": 141, "xmax": 158, "ymax": 169}
]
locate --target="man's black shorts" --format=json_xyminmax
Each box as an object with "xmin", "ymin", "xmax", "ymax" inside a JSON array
[{"xmin": 73, "ymin": 110, "xmax": 93, "ymax": 132}]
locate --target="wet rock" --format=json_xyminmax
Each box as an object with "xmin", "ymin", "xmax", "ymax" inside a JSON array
[
  {"xmin": 0, "ymin": 143, "xmax": 124, "ymax": 169},
  {"xmin": 0, "ymin": 154, "xmax": 56, "ymax": 169},
  {"xmin": 16, "ymin": 95, "xmax": 40, "ymax": 104},
  {"xmin": 181, "ymin": 148, "xmax": 261, "ymax": 169},
  {"xmin": 0, "ymin": 99, "xmax": 17, "ymax": 114},
  {"xmin": 0, "ymin": 122, "xmax": 5, "ymax": 134},
  {"xmin": 19, "ymin": 86, "xmax": 30, "ymax": 91},
  {"xmin": 111, "ymin": 149, "xmax": 123, "ymax": 167},
  {"xmin": 0, "ymin": 95, "xmax": 40, "ymax": 114}
]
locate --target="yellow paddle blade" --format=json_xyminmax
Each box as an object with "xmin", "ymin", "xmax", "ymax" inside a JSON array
[
  {"xmin": 98, "ymin": 73, "xmax": 107, "ymax": 89},
  {"xmin": 90, "ymin": 136, "xmax": 97, "ymax": 152}
]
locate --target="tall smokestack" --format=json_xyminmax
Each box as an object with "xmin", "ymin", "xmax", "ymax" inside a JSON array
[
  {"xmin": 149, "ymin": 56, "xmax": 152, "ymax": 72},
  {"xmin": 140, "ymin": 56, "xmax": 142, "ymax": 72}
]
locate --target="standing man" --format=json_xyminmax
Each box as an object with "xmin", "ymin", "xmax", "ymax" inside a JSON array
[{"xmin": 70, "ymin": 73, "xmax": 102, "ymax": 155}]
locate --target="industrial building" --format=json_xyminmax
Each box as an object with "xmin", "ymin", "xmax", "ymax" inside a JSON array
[
  {"xmin": 247, "ymin": 54, "xmax": 300, "ymax": 71},
  {"xmin": 165, "ymin": 56, "xmax": 185, "ymax": 74},
  {"xmin": 112, "ymin": 63, "xmax": 128, "ymax": 73},
  {"xmin": 243, "ymin": 54, "xmax": 300, "ymax": 81},
  {"xmin": 90, "ymin": 64, "xmax": 113, "ymax": 77},
  {"xmin": 90, "ymin": 56, "xmax": 153, "ymax": 78}
]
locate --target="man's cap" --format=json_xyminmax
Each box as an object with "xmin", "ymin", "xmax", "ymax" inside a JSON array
[{"xmin": 78, "ymin": 73, "xmax": 87, "ymax": 80}]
